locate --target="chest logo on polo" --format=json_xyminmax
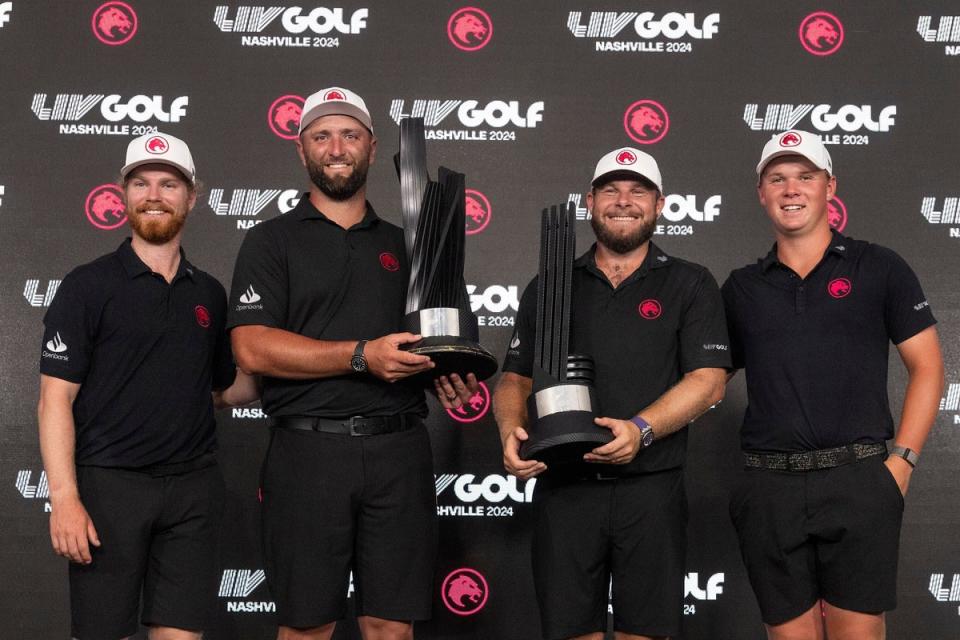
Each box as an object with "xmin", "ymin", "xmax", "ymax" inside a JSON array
[
  {"xmin": 239, "ymin": 285, "xmax": 261, "ymax": 304},
  {"xmin": 827, "ymin": 278, "xmax": 851, "ymax": 299},
  {"xmin": 195, "ymin": 305, "xmax": 211, "ymax": 328},
  {"xmin": 379, "ymin": 252, "xmax": 400, "ymax": 272},
  {"xmin": 638, "ymin": 299, "xmax": 662, "ymax": 319}
]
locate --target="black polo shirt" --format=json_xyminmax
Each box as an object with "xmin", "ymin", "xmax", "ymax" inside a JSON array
[
  {"xmin": 722, "ymin": 231, "xmax": 936, "ymax": 452},
  {"xmin": 226, "ymin": 195, "xmax": 426, "ymax": 419},
  {"xmin": 40, "ymin": 239, "xmax": 235, "ymax": 468},
  {"xmin": 503, "ymin": 242, "xmax": 731, "ymax": 474}
]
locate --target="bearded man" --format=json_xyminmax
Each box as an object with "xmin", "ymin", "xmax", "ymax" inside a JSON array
[
  {"xmin": 38, "ymin": 132, "xmax": 258, "ymax": 640},
  {"xmin": 227, "ymin": 87, "xmax": 476, "ymax": 640},
  {"xmin": 493, "ymin": 147, "xmax": 730, "ymax": 640}
]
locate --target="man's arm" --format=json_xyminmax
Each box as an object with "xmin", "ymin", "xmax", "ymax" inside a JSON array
[
  {"xmin": 886, "ymin": 325, "xmax": 944, "ymax": 495},
  {"xmin": 585, "ymin": 367, "xmax": 727, "ymax": 465},
  {"xmin": 213, "ymin": 369, "xmax": 262, "ymax": 409},
  {"xmin": 493, "ymin": 372, "xmax": 545, "ymax": 479},
  {"xmin": 37, "ymin": 374, "xmax": 100, "ymax": 564},
  {"xmin": 231, "ymin": 325, "xmax": 433, "ymax": 382}
]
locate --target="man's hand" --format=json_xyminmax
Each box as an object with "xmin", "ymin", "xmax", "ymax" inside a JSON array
[
  {"xmin": 50, "ymin": 495, "xmax": 100, "ymax": 564},
  {"xmin": 584, "ymin": 417, "xmax": 642, "ymax": 465},
  {"xmin": 364, "ymin": 333, "xmax": 434, "ymax": 382},
  {"xmin": 502, "ymin": 426, "xmax": 546, "ymax": 480},
  {"xmin": 433, "ymin": 373, "xmax": 479, "ymax": 411},
  {"xmin": 884, "ymin": 455, "xmax": 913, "ymax": 497}
]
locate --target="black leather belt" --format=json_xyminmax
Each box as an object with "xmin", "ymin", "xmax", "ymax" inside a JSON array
[
  {"xmin": 273, "ymin": 414, "xmax": 420, "ymax": 436},
  {"xmin": 743, "ymin": 442, "xmax": 886, "ymax": 472}
]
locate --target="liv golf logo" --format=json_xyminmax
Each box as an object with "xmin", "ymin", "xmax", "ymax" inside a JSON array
[
  {"xmin": 32, "ymin": 93, "xmax": 188, "ymax": 136},
  {"xmin": 939, "ymin": 382, "xmax": 960, "ymax": 424},
  {"xmin": 569, "ymin": 191, "xmax": 721, "ymax": 237},
  {"xmin": 917, "ymin": 16, "xmax": 960, "ymax": 56},
  {"xmin": 567, "ymin": 10, "xmax": 719, "ymax": 53},
  {"xmin": 743, "ymin": 103, "xmax": 896, "ymax": 146},
  {"xmin": 921, "ymin": 196, "xmax": 960, "ymax": 239},
  {"xmin": 435, "ymin": 472, "xmax": 535, "ymax": 518},
  {"xmin": 389, "ymin": 98, "xmax": 544, "ymax": 142},
  {"xmin": 213, "ymin": 5, "xmax": 368, "ymax": 48}
]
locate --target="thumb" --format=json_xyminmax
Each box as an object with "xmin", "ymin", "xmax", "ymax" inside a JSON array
[
  {"xmin": 391, "ymin": 332, "xmax": 422, "ymax": 347},
  {"xmin": 87, "ymin": 520, "xmax": 101, "ymax": 547}
]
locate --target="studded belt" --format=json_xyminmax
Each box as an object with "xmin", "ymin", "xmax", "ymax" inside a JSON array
[{"xmin": 743, "ymin": 442, "xmax": 886, "ymax": 472}]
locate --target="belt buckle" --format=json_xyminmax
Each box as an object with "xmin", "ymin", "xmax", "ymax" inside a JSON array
[{"xmin": 348, "ymin": 416, "xmax": 367, "ymax": 437}]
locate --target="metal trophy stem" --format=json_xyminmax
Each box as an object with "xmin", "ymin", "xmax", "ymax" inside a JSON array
[
  {"xmin": 395, "ymin": 117, "xmax": 498, "ymax": 384},
  {"xmin": 519, "ymin": 203, "xmax": 613, "ymax": 464}
]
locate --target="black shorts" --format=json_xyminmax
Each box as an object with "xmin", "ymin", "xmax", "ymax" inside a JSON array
[
  {"xmin": 531, "ymin": 468, "xmax": 687, "ymax": 640},
  {"xmin": 70, "ymin": 462, "xmax": 225, "ymax": 639},
  {"xmin": 729, "ymin": 454, "xmax": 904, "ymax": 625},
  {"xmin": 261, "ymin": 423, "xmax": 438, "ymax": 628}
]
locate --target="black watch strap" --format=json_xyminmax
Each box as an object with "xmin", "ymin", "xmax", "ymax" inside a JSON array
[{"xmin": 351, "ymin": 339, "xmax": 368, "ymax": 373}]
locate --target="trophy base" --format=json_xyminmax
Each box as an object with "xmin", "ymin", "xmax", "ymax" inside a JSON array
[
  {"xmin": 520, "ymin": 410, "xmax": 613, "ymax": 464},
  {"xmin": 404, "ymin": 336, "xmax": 500, "ymax": 384}
]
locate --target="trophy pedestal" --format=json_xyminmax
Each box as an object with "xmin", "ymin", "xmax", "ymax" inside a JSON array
[
  {"xmin": 520, "ymin": 382, "xmax": 612, "ymax": 466},
  {"xmin": 401, "ymin": 308, "xmax": 499, "ymax": 384}
]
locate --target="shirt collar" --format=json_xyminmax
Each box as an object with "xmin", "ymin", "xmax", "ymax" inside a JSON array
[
  {"xmin": 295, "ymin": 193, "xmax": 381, "ymax": 230},
  {"xmin": 760, "ymin": 229, "xmax": 848, "ymax": 272},
  {"xmin": 117, "ymin": 238, "xmax": 195, "ymax": 281},
  {"xmin": 577, "ymin": 241, "xmax": 672, "ymax": 279}
]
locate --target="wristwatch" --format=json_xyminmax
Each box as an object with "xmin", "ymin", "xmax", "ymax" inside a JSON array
[
  {"xmin": 889, "ymin": 445, "xmax": 919, "ymax": 468},
  {"xmin": 630, "ymin": 416, "xmax": 655, "ymax": 448},
  {"xmin": 350, "ymin": 339, "xmax": 368, "ymax": 373}
]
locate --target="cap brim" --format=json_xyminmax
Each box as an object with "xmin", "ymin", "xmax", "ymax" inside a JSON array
[
  {"xmin": 120, "ymin": 159, "xmax": 195, "ymax": 184},
  {"xmin": 299, "ymin": 103, "xmax": 373, "ymax": 134},
  {"xmin": 756, "ymin": 150, "xmax": 829, "ymax": 177},
  {"xmin": 591, "ymin": 169, "xmax": 661, "ymax": 192}
]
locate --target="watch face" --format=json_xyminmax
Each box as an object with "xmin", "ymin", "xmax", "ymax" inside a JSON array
[
  {"xmin": 351, "ymin": 355, "xmax": 367, "ymax": 372},
  {"xmin": 641, "ymin": 428, "xmax": 654, "ymax": 447}
]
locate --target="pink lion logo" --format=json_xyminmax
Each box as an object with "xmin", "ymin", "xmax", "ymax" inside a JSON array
[
  {"xmin": 779, "ymin": 132, "xmax": 802, "ymax": 147},
  {"xmin": 324, "ymin": 90, "xmax": 346, "ymax": 101},
  {"xmin": 85, "ymin": 185, "xmax": 127, "ymax": 230},
  {"xmin": 828, "ymin": 277, "xmax": 851, "ymax": 299},
  {"xmin": 145, "ymin": 136, "xmax": 168, "ymax": 154},
  {"xmin": 92, "ymin": 192, "xmax": 124, "ymax": 223},
  {"xmin": 639, "ymin": 299, "xmax": 662, "ymax": 320},
  {"xmin": 624, "ymin": 100, "xmax": 669, "ymax": 145},
  {"xmin": 92, "ymin": 3, "xmax": 137, "ymax": 45},
  {"xmin": 447, "ymin": 7, "xmax": 493, "ymax": 51},
  {"xmin": 267, "ymin": 95, "xmax": 305, "ymax": 140},
  {"xmin": 447, "ymin": 381, "xmax": 490, "ymax": 423},
  {"xmin": 616, "ymin": 150, "xmax": 637, "ymax": 165},
  {"xmin": 799, "ymin": 12, "xmax": 844, "ymax": 56},
  {"xmin": 441, "ymin": 568, "xmax": 488, "ymax": 615},
  {"xmin": 464, "ymin": 189, "xmax": 492, "ymax": 235}
]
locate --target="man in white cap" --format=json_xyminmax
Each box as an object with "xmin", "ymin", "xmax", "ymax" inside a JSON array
[
  {"xmin": 723, "ymin": 130, "xmax": 944, "ymax": 638},
  {"xmin": 38, "ymin": 132, "xmax": 259, "ymax": 639},
  {"xmin": 228, "ymin": 87, "xmax": 476, "ymax": 640},
  {"xmin": 494, "ymin": 148, "xmax": 729, "ymax": 640}
]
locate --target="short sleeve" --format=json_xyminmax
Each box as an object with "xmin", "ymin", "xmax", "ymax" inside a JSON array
[
  {"xmin": 678, "ymin": 267, "xmax": 732, "ymax": 373},
  {"xmin": 227, "ymin": 224, "xmax": 288, "ymax": 330},
  {"xmin": 40, "ymin": 272, "xmax": 95, "ymax": 383},
  {"xmin": 880, "ymin": 248, "xmax": 936, "ymax": 345}
]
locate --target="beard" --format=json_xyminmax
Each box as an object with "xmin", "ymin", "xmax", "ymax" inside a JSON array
[
  {"xmin": 590, "ymin": 211, "xmax": 656, "ymax": 254},
  {"xmin": 307, "ymin": 154, "xmax": 370, "ymax": 201},
  {"xmin": 127, "ymin": 205, "xmax": 187, "ymax": 245}
]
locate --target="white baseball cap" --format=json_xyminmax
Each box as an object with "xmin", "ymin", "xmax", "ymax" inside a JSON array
[
  {"xmin": 120, "ymin": 132, "xmax": 196, "ymax": 184},
  {"xmin": 756, "ymin": 129, "xmax": 832, "ymax": 177},
  {"xmin": 299, "ymin": 87, "xmax": 373, "ymax": 134},
  {"xmin": 591, "ymin": 147, "xmax": 663, "ymax": 193}
]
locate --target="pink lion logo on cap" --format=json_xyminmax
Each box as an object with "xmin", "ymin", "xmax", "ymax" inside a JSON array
[
  {"xmin": 92, "ymin": 2, "xmax": 137, "ymax": 46},
  {"xmin": 145, "ymin": 136, "xmax": 168, "ymax": 154},
  {"xmin": 323, "ymin": 90, "xmax": 346, "ymax": 101},
  {"xmin": 441, "ymin": 568, "xmax": 489, "ymax": 616},
  {"xmin": 447, "ymin": 7, "xmax": 493, "ymax": 51},
  {"xmin": 779, "ymin": 132, "xmax": 802, "ymax": 147},
  {"xmin": 799, "ymin": 12, "xmax": 844, "ymax": 56},
  {"xmin": 616, "ymin": 150, "xmax": 637, "ymax": 165}
]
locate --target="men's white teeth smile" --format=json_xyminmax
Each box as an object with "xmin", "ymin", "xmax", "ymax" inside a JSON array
[{"xmin": 782, "ymin": 205, "xmax": 803, "ymax": 211}]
